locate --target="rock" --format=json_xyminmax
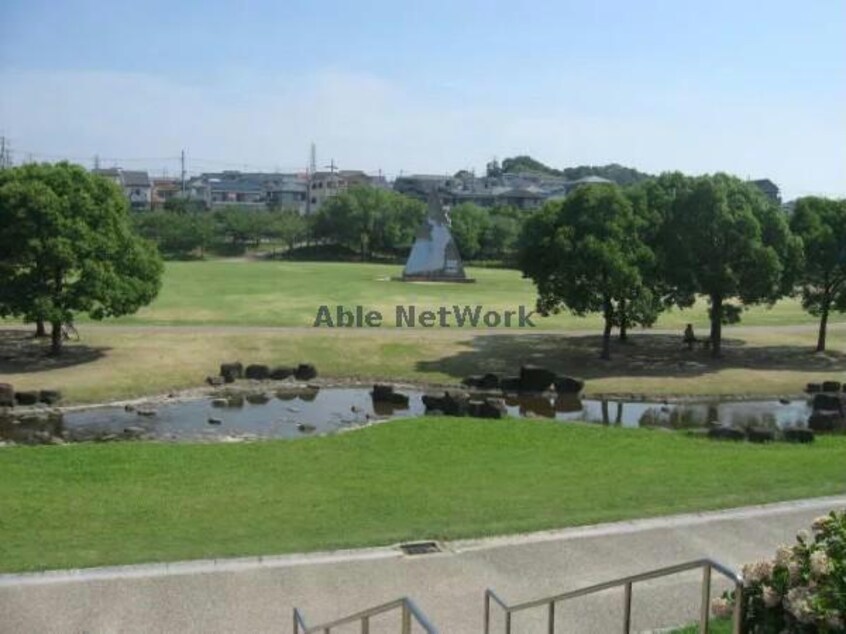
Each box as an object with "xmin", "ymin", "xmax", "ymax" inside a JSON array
[
  {"xmin": 296, "ymin": 423, "xmax": 316, "ymax": 433},
  {"xmin": 371, "ymin": 384, "xmax": 410, "ymax": 407},
  {"xmin": 746, "ymin": 427, "xmax": 775, "ymax": 443},
  {"xmin": 14, "ymin": 390, "xmax": 39, "ymax": 406},
  {"xmin": 0, "ymin": 383, "xmax": 14, "ymax": 407},
  {"xmin": 211, "ymin": 398, "xmax": 229, "ymax": 408},
  {"xmin": 225, "ymin": 394, "xmax": 245, "ymax": 408},
  {"xmin": 136, "ymin": 408, "xmax": 157, "ymax": 417},
  {"xmin": 124, "ymin": 404, "xmax": 135, "ymax": 412},
  {"xmin": 270, "ymin": 366, "xmax": 294, "ymax": 380},
  {"xmin": 38, "ymin": 389, "xmax": 62, "ymax": 405},
  {"xmin": 123, "ymin": 426, "xmax": 147, "ymax": 438},
  {"xmin": 812, "ymin": 393, "xmax": 844, "ymax": 415},
  {"xmin": 244, "ymin": 364, "xmax": 271, "ymax": 380},
  {"xmin": 707, "ymin": 426, "xmax": 745, "ymax": 441},
  {"xmin": 462, "ymin": 375, "xmax": 483, "ymax": 389},
  {"xmin": 47, "ymin": 435, "xmax": 65, "ymax": 445},
  {"xmin": 479, "ymin": 397, "xmax": 507, "ymax": 419},
  {"xmin": 207, "ymin": 417, "xmax": 223, "ymax": 425},
  {"xmin": 778, "ymin": 397, "xmax": 791, "ymax": 405},
  {"xmin": 519, "ymin": 365, "xmax": 557, "ymax": 392},
  {"xmin": 245, "ymin": 393, "xmax": 270, "ymax": 405},
  {"xmin": 783, "ymin": 428, "xmax": 815, "ymax": 443},
  {"xmin": 822, "ymin": 380, "xmax": 842, "ymax": 393},
  {"xmin": 554, "ymin": 376, "xmax": 585, "ymax": 394},
  {"xmin": 805, "ymin": 383, "xmax": 822, "ymax": 394},
  {"xmin": 96, "ymin": 434, "xmax": 120, "ymax": 443},
  {"xmin": 808, "ymin": 411, "xmax": 844, "ymax": 432},
  {"xmin": 294, "ymin": 363, "xmax": 318, "ymax": 381},
  {"xmin": 422, "ymin": 391, "xmax": 469, "ymax": 416},
  {"xmin": 554, "ymin": 394, "xmax": 583, "ymax": 413},
  {"xmin": 422, "ymin": 392, "xmax": 446, "ymax": 413},
  {"xmin": 220, "ymin": 362, "xmax": 243, "ymax": 383},
  {"xmin": 500, "ymin": 376, "xmax": 521, "ymax": 392},
  {"xmin": 206, "ymin": 376, "xmax": 225, "ymax": 387},
  {"xmin": 479, "ymin": 373, "xmax": 500, "ymax": 390}
]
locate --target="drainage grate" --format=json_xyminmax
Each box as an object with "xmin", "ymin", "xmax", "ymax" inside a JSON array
[{"xmin": 399, "ymin": 541, "xmax": 441, "ymax": 556}]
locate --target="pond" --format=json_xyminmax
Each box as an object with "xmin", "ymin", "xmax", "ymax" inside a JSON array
[{"xmin": 4, "ymin": 386, "xmax": 810, "ymax": 444}]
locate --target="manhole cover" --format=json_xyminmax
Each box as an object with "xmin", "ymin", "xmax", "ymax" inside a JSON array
[{"xmin": 399, "ymin": 541, "xmax": 441, "ymax": 555}]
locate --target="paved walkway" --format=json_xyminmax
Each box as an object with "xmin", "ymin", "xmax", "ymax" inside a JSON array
[{"xmin": 2, "ymin": 496, "xmax": 845, "ymax": 633}]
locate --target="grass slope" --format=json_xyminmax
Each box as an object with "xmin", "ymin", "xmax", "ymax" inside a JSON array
[
  {"xmin": 1, "ymin": 418, "xmax": 844, "ymax": 572},
  {"xmin": 103, "ymin": 260, "xmax": 838, "ymax": 329}
]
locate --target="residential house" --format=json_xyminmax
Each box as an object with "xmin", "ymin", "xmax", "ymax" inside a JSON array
[
  {"xmin": 751, "ymin": 179, "xmax": 781, "ymax": 204},
  {"xmin": 92, "ymin": 168, "xmax": 152, "ymax": 210}
]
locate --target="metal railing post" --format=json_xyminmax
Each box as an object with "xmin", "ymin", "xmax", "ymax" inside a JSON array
[
  {"xmin": 401, "ymin": 600, "xmax": 412, "ymax": 634},
  {"xmin": 361, "ymin": 615, "xmax": 370, "ymax": 634},
  {"xmin": 484, "ymin": 592, "xmax": 490, "ymax": 634},
  {"xmin": 622, "ymin": 582, "xmax": 633, "ymax": 634},
  {"xmin": 547, "ymin": 601, "xmax": 555, "ymax": 634},
  {"xmin": 699, "ymin": 565, "xmax": 712, "ymax": 634},
  {"xmin": 733, "ymin": 582, "xmax": 744, "ymax": 634},
  {"xmin": 505, "ymin": 610, "xmax": 512, "ymax": 634},
  {"xmin": 294, "ymin": 611, "xmax": 300, "ymax": 634}
]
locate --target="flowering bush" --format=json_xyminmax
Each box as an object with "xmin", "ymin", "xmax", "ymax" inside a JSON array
[{"xmin": 713, "ymin": 510, "xmax": 846, "ymax": 632}]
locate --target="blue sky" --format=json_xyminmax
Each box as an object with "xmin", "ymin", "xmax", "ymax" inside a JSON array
[{"xmin": 1, "ymin": 0, "xmax": 844, "ymax": 199}]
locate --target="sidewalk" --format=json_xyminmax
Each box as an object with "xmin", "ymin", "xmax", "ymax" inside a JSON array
[{"xmin": 2, "ymin": 496, "xmax": 844, "ymax": 633}]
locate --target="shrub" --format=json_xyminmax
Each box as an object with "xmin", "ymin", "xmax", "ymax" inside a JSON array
[{"xmin": 713, "ymin": 510, "xmax": 846, "ymax": 632}]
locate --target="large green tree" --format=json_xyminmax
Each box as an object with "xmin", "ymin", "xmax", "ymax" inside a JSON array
[
  {"xmin": 312, "ymin": 186, "xmax": 425, "ymax": 259},
  {"xmin": 518, "ymin": 184, "xmax": 655, "ymax": 360},
  {"xmin": 790, "ymin": 196, "xmax": 846, "ymax": 352},
  {"xmin": 0, "ymin": 163, "xmax": 163, "ymax": 354},
  {"xmin": 663, "ymin": 174, "xmax": 802, "ymax": 357}
]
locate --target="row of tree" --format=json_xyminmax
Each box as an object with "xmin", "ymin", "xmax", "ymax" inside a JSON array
[{"xmin": 518, "ymin": 174, "xmax": 846, "ymax": 358}]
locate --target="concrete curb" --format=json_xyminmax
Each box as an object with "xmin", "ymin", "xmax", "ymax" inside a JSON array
[{"xmin": 2, "ymin": 494, "xmax": 844, "ymax": 587}]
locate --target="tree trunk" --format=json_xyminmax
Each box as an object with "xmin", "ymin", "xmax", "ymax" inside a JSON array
[
  {"xmin": 601, "ymin": 298, "xmax": 613, "ymax": 360},
  {"xmin": 816, "ymin": 297, "xmax": 830, "ymax": 352},
  {"xmin": 618, "ymin": 298, "xmax": 628, "ymax": 342},
  {"xmin": 35, "ymin": 319, "xmax": 46, "ymax": 338},
  {"xmin": 710, "ymin": 293, "xmax": 723, "ymax": 359},
  {"xmin": 50, "ymin": 321, "xmax": 63, "ymax": 356}
]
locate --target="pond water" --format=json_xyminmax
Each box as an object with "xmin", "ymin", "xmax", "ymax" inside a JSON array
[{"xmin": 31, "ymin": 386, "xmax": 813, "ymax": 443}]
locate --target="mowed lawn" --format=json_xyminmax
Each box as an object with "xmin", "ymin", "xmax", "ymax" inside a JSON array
[
  {"xmin": 101, "ymin": 260, "xmax": 838, "ymax": 330},
  {"xmin": 1, "ymin": 417, "xmax": 845, "ymax": 573}
]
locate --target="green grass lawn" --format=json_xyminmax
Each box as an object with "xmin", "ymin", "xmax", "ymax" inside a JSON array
[
  {"xmin": 97, "ymin": 260, "xmax": 838, "ymax": 330},
  {"xmin": 1, "ymin": 417, "xmax": 844, "ymax": 573}
]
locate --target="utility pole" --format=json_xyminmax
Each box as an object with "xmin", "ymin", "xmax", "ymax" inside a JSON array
[
  {"xmin": 306, "ymin": 142, "xmax": 317, "ymax": 216},
  {"xmin": 180, "ymin": 149, "xmax": 186, "ymax": 196},
  {"xmin": 93, "ymin": 154, "xmax": 100, "ymax": 170},
  {"xmin": 0, "ymin": 136, "xmax": 9, "ymax": 169}
]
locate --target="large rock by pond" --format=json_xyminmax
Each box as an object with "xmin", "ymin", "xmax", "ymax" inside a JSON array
[
  {"xmin": 554, "ymin": 375, "xmax": 585, "ymax": 394},
  {"xmin": 270, "ymin": 366, "xmax": 294, "ymax": 380},
  {"xmin": 519, "ymin": 365, "xmax": 557, "ymax": 392},
  {"xmin": 746, "ymin": 427, "xmax": 775, "ymax": 443},
  {"xmin": 244, "ymin": 364, "xmax": 270, "ymax": 380},
  {"xmin": 707, "ymin": 426, "xmax": 745, "ymax": 441},
  {"xmin": 294, "ymin": 363, "xmax": 318, "ymax": 381},
  {"xmin": 812, "ymin": 393, "xmax": 845, "ymax": 415},
  {"xmin": 39, "ymin": 389, "xmax": 62, "ymax": 405},
  {"xmin": 822, "ymin": 380, "xmax": 842, "ymax": 393},
  {"xmin": 806, "ymin": 383, "xmax": 822, "ymax": 394},
  {"xmin": 220, "ymin": 362, "xmax": 243, "ymax": 383},
  {"xmin": 808, "ymin": 411, "xmax": 844, "ymax": 432},
  {"xmin": 371, "ymin": 384, "xmax": 410, "ymax": 407},
  {"xmin": 422, "ymin": 390, "xmax": 470, "ymax": 416},
  {"xmin": 0, "ymin": 383, "xmax": 14, "ymax": 407},
  {"xmin": 783, "ymin": 428, "xmax": 815, "ymax": 443},
  {"xmin": 14, "ymin": 390, "xmax": 39, "ymax": 406},
  {"xmin": 462, "ymin": 373, "xmax": 502, "ymax": 390},
  {"xmin": 468, "ymin": 397, "xmax": 508, "ymax": 419}
]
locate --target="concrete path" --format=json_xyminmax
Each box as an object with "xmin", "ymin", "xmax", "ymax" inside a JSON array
[{"xmin": 2, "ymin": 496, "xmax": 845, "ymax": 634}]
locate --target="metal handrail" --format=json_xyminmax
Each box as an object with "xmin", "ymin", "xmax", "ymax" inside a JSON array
[
  {"xmin": 484, "ymin": 558, "xmax": 744, "ymax": 634},
  {"xmin": 294, "ymin": 596, "xmax": 438, "ymax": 634}
]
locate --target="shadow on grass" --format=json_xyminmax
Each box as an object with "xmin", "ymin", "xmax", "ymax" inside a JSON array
[
  {"xmin": 416, "ymin": 332, "xmax": 846, "ymax": 382},
  {"xmin": 0, "ymin": 329, "xmax": 108, "ymax": 374}
]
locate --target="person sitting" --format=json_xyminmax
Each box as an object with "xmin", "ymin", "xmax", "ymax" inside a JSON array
[{"xmin": 683, "ymin": 323, "xmax": 696, "ymax": 350}]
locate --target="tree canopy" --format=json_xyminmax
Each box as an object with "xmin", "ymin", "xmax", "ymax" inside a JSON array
[
  {"xmin": 662, "ymin": 173, "xmax": 802, "ymax": 357},
  {"xmin": 790, "ymin": 196, "xmax": 846, "ymax": 351},
  {"xmin": 518, "ymin": 184, "xmax": 655, "ymax": 359},
  {"xmin": 0, "ymin": 162, "xmax": 163, "ymax": 354}
]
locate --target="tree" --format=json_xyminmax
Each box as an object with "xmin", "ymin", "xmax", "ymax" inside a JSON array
[
  {"xmin": 663, "ymin": 174, "xmax": 802, "ymax": 358},
  {"xmin": 518, "ymin": 184, "xmax": 655, "ymax": 360},
  {"xmin": 450, "ymin": 203, "xmax": 490, "ymax": 260},
  {"xmin": 790, "ymin": 196, "xmax": 846, "ymax": 352},
  {"xmin": 0, "ymin": 163, "xmax": 163, "ymax": 355},
  {"xmin": 312, "ymin": 187, "xmax": 425, "ymax": 259}
]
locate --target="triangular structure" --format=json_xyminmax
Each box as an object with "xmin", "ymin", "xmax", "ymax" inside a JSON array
[{"xmin": 402, "ymin": 191, "xmax": 472, "ymax": 282}]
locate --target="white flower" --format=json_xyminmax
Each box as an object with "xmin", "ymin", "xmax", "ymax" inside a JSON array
[
  {"xmin": 711, "ymin": 597, "xmax": 733, "ymax": 619},
  {"xmin": 796, "ymin": 529, "xmax": 811, "ymax": 542},
  {"xmin": 787, "ymin": 560, "xmax": 802, "ymax": 582},
  {"xmin": 742, "ymin": 560, "xmax": 774, "ymax": 584},
  {"xmin": 785, "ymin": 587, "xmax": 814, "ymax": 624},
  {"xmin": 761, "ymin": 585, "xmax": 780, "ymax": 608},
  {"xmin": 775, "ymin": 545, "xmax": 792, "ymax": 567},
  {"xmin": 809, "ymin": 550, "xmax": 831, "ymax": 577},
  {"xmin": 811, "ymin": 515, "xmax": 831, "ymax": 532},
  {"xmin": 826, "ymin": 613, "xmax": 844, "ymax": 629}
]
